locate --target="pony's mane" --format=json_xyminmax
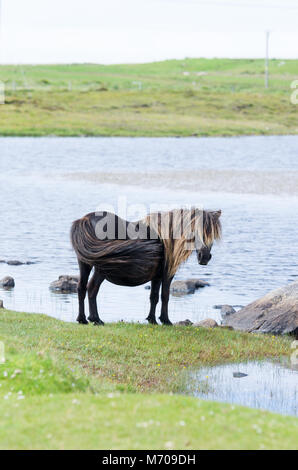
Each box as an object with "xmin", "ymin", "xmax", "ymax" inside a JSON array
[{"xmin": 144, "ymin": 208, "xmax": 221, "ymax": 277}]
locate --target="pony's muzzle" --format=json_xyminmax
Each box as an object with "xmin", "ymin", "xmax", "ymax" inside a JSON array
[{"xmin": 197, "ymin": 251, "xmax": 212, "ymax": 265}]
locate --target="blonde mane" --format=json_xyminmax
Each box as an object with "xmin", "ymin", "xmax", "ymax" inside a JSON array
[{"xmin": 145, "ymin": 208, "xmax": 221, "ymax": 277}]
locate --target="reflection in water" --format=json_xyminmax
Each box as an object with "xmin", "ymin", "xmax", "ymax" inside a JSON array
[
  {"xmin": 0, "ymin": 136, "xmax": 298, "ymax": 323},
  {"xmin": 189, "ymin": 360, "xmax": 298, "ymax": 416}
]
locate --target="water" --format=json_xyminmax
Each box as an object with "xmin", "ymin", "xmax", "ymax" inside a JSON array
[
  {"xmin": 0, "ymin": 136, "xmax": 298, "ymax": 323},
  {"xmin": 190, "ymin": 360, "xmax": 298, "ymax": 416}
]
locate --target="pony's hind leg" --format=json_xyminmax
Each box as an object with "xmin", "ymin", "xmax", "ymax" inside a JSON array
[
  {"xmin": 159, "ymin": 275, "xmax": 173, "ymax": 326},
  {"xmin": 77, "ymin": 260, "xmax": 92, "ymax": 324},
  {"xmin": 87, "ymin": 268, "xmax": 105, "ymax": 325},
  {"xmin": 146, "ymin": 278, "xmax": 161, "ymax": 325}
]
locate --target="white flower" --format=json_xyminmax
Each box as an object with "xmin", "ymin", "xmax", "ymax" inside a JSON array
[{"xmin": 165, "ymin": 441, "xmax": 174, "ymax": 449}]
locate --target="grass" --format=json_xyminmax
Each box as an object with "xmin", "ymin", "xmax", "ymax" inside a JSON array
[
  {"xmin": 0, "ymin": 58, "xmax": 297, "ymax": 136},
  {"xmin": 0, "ymin": 309, "xmax": 297, "ymax": 449}
]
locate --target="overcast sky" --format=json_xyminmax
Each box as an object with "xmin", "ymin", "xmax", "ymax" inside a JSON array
[{"xmin": 1, "ymin": 0, "xmax": 298, "ymax": 64}]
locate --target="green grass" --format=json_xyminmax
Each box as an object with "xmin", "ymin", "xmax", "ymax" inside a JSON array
[
  {"xmin": 0, "ymin": 58, "xmax": 297, "ymax": 136},
  {"xmin": 1, "ymin": 393, "xmax": 297, "ymax": 450},
  {"xmin": 0, "ymin": 309, "xmax": 297, "ymax": 449}
]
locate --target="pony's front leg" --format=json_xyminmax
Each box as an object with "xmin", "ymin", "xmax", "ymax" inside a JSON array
[
  {"xmin": 87, "ymin": 269, "xmax": 105, "ymax": 325},
  {"xmin": 159, "ymin": 275, "xmax": 173, "ymax": 325},
  {"xmin": 146, "ymin": 278, "xmax": 161, "ymax": 324}
]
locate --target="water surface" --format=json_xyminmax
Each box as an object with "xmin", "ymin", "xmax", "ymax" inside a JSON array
[
  {"xmin": 190, "ymin": 359, "xmax": 298, "ymax": 416},
  {"xmin": 0, "ymin": 136, "xmax": 297, "ymax": 323}
]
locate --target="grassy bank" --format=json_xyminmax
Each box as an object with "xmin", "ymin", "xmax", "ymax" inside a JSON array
[
  {"xmin": 0, "ymin": 59, "xmax": 297, "ymax": 136},
  {"xmin": 0, "ymin": 309, "xmax": 297, "ymax": 449}
]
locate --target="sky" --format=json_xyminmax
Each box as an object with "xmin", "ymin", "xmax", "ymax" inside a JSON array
[{"xmin": 0, "ymin": 0, "xmax": 297, "ymax": 64}]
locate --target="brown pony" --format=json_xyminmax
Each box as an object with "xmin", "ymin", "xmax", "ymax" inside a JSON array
[{"xmin": 71, "ymin": 208, "xmax": 221, "ymax": 325}]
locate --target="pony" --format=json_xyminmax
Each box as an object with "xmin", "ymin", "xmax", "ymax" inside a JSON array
[{"xmin": 70, "ymin": 208, "xmax": 221, "ymax": 325}]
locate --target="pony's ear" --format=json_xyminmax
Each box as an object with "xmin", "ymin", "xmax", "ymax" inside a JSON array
[{"xmin": 212, "ymin": 210, "xmax": 222, "ymax": 219}]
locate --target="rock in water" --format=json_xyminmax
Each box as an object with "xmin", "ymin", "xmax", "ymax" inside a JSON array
[
  {"xmin": 171, "ymin": 278, "xmax": 209, "ymax": 295},
  {"xmin": 170, "ymin": 281, "xmax": 196, "ymax": 295},
  {"xmin": 186, "ymin": 278, "xmax": 210, "ymax": 288},
  {"xmin": 224, "ymin": 281, "xmax": 298, "ymax": 336},
  {"xmin": 220, "ymin": 305, "xmax": 236, "ymax": 316},
  {"xmin": 50, "ymin": 275, "xmax": 79, "ymax": 293},
  {"xmin": 233, "ymin": 372, "xmax": 248, "ymax": 378},
  {"xmin": 0, "ymin": 276, "xmax": 15, "ymax": 288},
  {"xmin": 193, "ymin": 318, "xmax": 218, "ymax": 328}
]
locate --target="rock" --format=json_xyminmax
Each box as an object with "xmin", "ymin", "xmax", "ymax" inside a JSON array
[
  {"xmin": 214, "ymin": 304, "xmax": 243, "ymax": 310},
  {"xmin": 224, "ymin": 281, "xmax": 298, "ymax": 336},
  {"xmin": 233, "ymin": 372, "xmax": 248, "ymax": 378},
  {"xmin": 175, "ymin": 319, "xmax": 193, "ymax": 326},
  {"xmin": 171, "ymin": 278, "xmax": 209, "ymax": 296},
  {"xmin": 171, "ymin": 281, "xmax": 196, "ymax": 295},
  {"xmin": 220, "ymin": 305, "xmax": 236, "ymax": 316},
  {"xmin": 0, "ymin": 300, "xmax": 4, "ymax": 308},
  {"xmin": 6, "ymin": 260, "xmax": 36, "ymax": 265},
  {"xmin": 186, "ymin": 278, "xmax": 210, "ymax": 288},
  {"xmin": 0, "ymin": 276, "xmax": 15, "ymax": 288},
  {"xmin": 193, "ymin": 318, "xmax": 218, "ymax": 328},
  {"xmin": 50, "ymin": 275, "xmax": 79, "ymax": 293}
]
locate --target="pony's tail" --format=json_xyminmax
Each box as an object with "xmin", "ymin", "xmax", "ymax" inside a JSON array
[{"xmin": 70, "ymin": 216, "xmax": 101, "ymax": 265}]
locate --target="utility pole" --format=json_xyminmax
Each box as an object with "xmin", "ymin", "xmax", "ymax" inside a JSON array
[{"xmin": 265, "ymin": 31, "xmax": 270, "ymax": 89}]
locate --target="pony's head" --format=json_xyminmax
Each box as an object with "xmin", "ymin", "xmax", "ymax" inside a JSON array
[
  {"xmin": 145, "ymin": 208, "xmax": 222, "ymax": 276},
  {"xmin": 196, "ymin": 210, "xmax": 221, "ymax": 266}
]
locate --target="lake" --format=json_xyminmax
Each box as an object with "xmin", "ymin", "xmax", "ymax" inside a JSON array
[{"xmin": 0, "ymin": 136, "xmax": 298, "ymax": 324}]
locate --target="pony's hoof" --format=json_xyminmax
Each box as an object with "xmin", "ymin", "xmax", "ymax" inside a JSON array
[
  {"xmin": 88, "ymin": 316, "xmax": 104, "ymax": 326},
  {"xmin": 160, "ymin": 318, "xmax": 173, "ymax": 326},
  {"xmin": 93, "ymin": 321, "xmax": 104, "ymax": 326},
  {"xmin": 146, "ymin": 316, "xmax": 158, "ymax": 325},
  {"xmin": 77, "ymin": 318, "xmax": 88, "ymax": 325}
]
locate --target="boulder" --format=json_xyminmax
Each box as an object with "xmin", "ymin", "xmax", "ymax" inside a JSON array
[
  {"xmin": 175, "ymin": 319, "xmax": 193, "ymax": 326},
  {"xmin": 171, "ymin": 281, "xmax": 196, "ymax": 295},
  {"xmin": 224, "ymin": 281, "xmax": 298, "ymax": 336},
  {"xmin": 171, "ymin": 278, "xmax": 209, "ymax": 296},
  {"xmin": 193, "ymin": 318, "xmax": 218, "ymax": 328},
  {"xmin": 0, "ymin": 276, "xmax": 15, "ymax": 288},
  {"xmin": 186, "ymin": 278, "xmax": 210, "ymax": 288},
  {"xmin": 220, "ymin": 305, "xmax": 236, "ymax": 316},
  {"xmin": 0, "ymin": 300, "xmax": 4, "ymax": 308},
  {"xmin": 50, "ymin": 275, "xmax": 79, "ymax": 293}
]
